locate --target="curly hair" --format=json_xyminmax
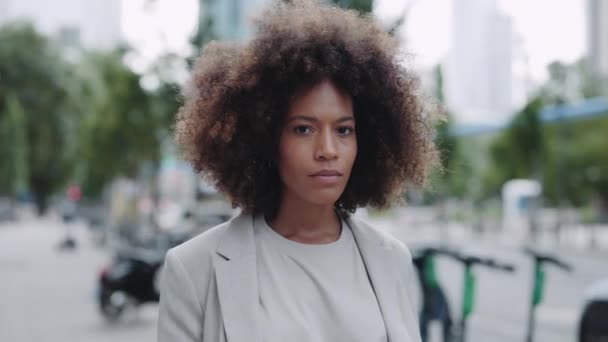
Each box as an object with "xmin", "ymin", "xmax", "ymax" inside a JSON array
[{"xmin": 175, "ymin": 0, "xmax": 439, "ymax": 218}]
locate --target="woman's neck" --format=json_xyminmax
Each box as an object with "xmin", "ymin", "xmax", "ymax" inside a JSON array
[{"xmin": 268, "ymin": 195, "xmax": 342, "ymax": 244}]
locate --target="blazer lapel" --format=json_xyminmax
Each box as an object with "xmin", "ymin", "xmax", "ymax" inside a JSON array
[
  {"xmin": 214, "ymin": 214, "xmax": 260, "ymax": 342},
  {"xmin": 347, "ymin": 216, "xmax": 415, "ymax": 342}
]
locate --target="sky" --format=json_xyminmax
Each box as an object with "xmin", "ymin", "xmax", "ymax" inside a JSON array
[
  {"xmin": 374, "ymin": 0, "xmax": 586, "ymax": 81},
  {"xmin": 121, "ymin": 0, "xmax": 587, "ymax": 82},
  {"xmin": 120, "ymin": 0, "xmax": 198, "ymax": 73}
]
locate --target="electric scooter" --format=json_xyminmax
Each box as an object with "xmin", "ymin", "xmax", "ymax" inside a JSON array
[
  {"xmin": 449, "ymin": 251, "xmax": 516, "ymax": 342},
  {"xmin": 522, "ymin": 247, "xmax": 571, "ymax": 342},
  {"xmin": 413, "ymin": 246, "xmax": 516, "ymax": 342},
  {"xmin": 413, "ymin": 246, "xmax": 455, "ymax": 342}
]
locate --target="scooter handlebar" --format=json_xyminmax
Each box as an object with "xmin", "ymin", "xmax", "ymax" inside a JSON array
[
  {"xmin": 482, "ymin": 258, "xmax": 516, "ymax": 272},
  {"xmin": 429, "ymin": 249, "xmax": 516, "ymax": 272},
  {"xmin": 543, "ymin": 256, "xmax": 572, "ymax": 272},
  {"xmin": 411, "ymin": 246, "xmax": 516, "ymax": 272},
  {"xmin": 523, "ymin": 247, "xmax": 572, "ymax": 272},
  {"xmin": 411, "ymin": 246, "xmax": 461, "ymax": 260}
]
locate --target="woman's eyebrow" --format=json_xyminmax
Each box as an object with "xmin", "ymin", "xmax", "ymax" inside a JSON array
[
  {"xmin": 336, "ymin": 116, "xmax": 355, "ymax": 123},
  {"xmin": 287, "ymin": 115, "xmax": 317, "ymax": 123},
  {"xmin": 287, "ymin": 115, "xmax": 354, "ymax": 123}
]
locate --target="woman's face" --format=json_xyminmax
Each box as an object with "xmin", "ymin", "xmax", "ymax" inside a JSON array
[{"xmin": 277, "ymin": 79, "xmax": 357, "ymax": 208}]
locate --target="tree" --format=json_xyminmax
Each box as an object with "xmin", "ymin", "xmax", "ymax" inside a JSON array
[
  {"xmin": 0, "ymin": 94, "xmax": 28, "ymax": 197},
  {"xmin": 480, "ymin": 58, "xmax": 608, "ymax": 216},
  {"xmin": 192, "ymin": 2, "xmax": 217, "ymax": 50},
  {"xmin": 0, "ymin": 22, "xmax": 76, "ymax": 214},
  {"xmin": 425, "ymin": 65, "xmax": 471, "ymax": 201},
  {"xmin": 75, "ymin": 49, "xmax": 172, "ymax": 198},
  {"xmin": 540, "ymin": 58, "xmax": 608, "ymax": 104},
  {"xmin": 332, "ymin": 0, "xmax": 414, "ymax": 36},
  {"xmin": 577, "ymin": 57, "xmax": 608, "ymax": 99},
  {"xmin": 332, "ymin": 0, "xmax": 373, "ymax": 13},
  {"xmin": 535, "ymin": 59, "xmax": 608, "ymax": 211},
  {"xmin": 480, "ymin": 96, "xmax": 544, "ymax": 199},
  {"xmin": 542, "ymin": 115, "xmax": 608, "ymax": 209}
]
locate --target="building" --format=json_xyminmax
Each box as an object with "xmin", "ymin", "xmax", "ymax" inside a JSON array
[
  {"xmin": 199, "ymin": 0, "xmax": 270, "ymax": 41},
  {"xmin": 446, "ymin": 0, "xmax": 513, "ymax": 124},
  {"xmin": 0, "ymin": 0, "xmax": 121, "ymax": 50},
  {"xmin": 0, "ymin": 0, "xmax": 8, "ymax": 22},
  {"xmin": 587, "ymin": 0, "xmax": 608, "ymax": 77}
]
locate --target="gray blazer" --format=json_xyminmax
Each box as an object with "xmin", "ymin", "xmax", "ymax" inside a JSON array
[{"xmin": 157, "ymin": 213, "xmax": 421, "ymax": 342}]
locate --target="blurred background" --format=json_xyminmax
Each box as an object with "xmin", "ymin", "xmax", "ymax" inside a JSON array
[{"xmin": 0, "ymin": 0, "xmax": 606, "ymax": 341}]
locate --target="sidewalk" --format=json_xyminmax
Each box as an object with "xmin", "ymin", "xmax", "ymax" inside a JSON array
[{"xmin": 361, "ymin": 210, "xmax": 608, "ymax": 257}]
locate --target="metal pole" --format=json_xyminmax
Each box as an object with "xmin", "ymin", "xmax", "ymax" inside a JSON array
[
  {"xmin": 554, "ymin": 97, "xmax": 566, "ymax": 241},
  {"xmin": 459, "ymin": 319, "xmax": 467, "ymax": 342},
  {"xmin": 526, "ymin": 305, "xmax": 536, "ymax": 342}
]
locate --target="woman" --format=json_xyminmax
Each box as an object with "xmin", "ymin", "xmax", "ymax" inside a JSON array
[{"xmin": 158, "ymin": 1, "xmax": 438, "ymax": 341}]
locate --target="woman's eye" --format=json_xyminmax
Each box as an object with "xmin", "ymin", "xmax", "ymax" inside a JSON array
[
  {"xmin": 337, "ymin": 126, "xmax": 354, "ymax": 136},
  {"xmin": 294, "ymin": 126, "xmax": 313, "ymax": 134}
]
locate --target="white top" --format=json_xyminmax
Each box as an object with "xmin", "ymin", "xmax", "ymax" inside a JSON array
[{"xmin": 253, "ymin": 215, "xmax": 388, "ymax": 342}]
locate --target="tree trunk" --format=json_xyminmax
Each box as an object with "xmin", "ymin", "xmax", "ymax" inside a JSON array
[
  {"xmin": 30, "ymin": 175, "xmax": 52, "ymax": 216},
  {"xmin": 599, "ymin": 193, "xmax": 608, "ymax": 223},
  {"xmin": 34, "ymin": 192, "xmax": 49, "ymax": 216}
]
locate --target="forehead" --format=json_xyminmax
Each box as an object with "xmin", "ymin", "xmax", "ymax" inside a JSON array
[{"xmin": 287, "ymin": 79, "xmax": 353, "ymax": 118}]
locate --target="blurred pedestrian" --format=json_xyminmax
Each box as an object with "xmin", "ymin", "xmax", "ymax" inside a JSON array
[{"xmin": 157, "ymin": 1, "xmax": 438, "ymax": 341}]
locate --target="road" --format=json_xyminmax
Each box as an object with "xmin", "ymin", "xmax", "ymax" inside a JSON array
[
  {"xmin": 1, "ymin": 211, "xmax": 606, "ymax": 342},
  {"xmin": 0, "ymin": 213, "xmax": 157, "ymax": 342},
  {"xmin": 387, "ymin": 222, "xmax": 607, "ymax": 342}
]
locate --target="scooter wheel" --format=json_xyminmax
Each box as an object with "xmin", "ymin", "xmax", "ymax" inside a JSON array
[
  {"xmin": 153, "ymin": 265, "xmax": 164, "ymax": 296},
  {"xmin": 99, "ymin": 290, "xmax": 129, "ymax": 322},
  {"xmin": 579, "ymin": 300, "xmax": 608, "ymax": 342}
]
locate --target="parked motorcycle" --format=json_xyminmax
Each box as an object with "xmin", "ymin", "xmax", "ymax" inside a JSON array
[
  {"xmin": 96, "ymin": 211, "xmax": 233, "ymax": 321},
  {"xmin": 97, "ymin": 247, "xmax": 165, "ymax": 322}
]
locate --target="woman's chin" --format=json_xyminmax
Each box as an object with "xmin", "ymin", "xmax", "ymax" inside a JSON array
[{"xmin": 307, "ymin": 194, "xmax": 343, "ymax": 208}]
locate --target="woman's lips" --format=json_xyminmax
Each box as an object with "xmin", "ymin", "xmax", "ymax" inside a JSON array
[
  {"xmin": 309, "ymin": 170, "xmax": 342, "ymax": 185},
  {"xmin": 310, "ymin": 169, "xmax": 342, "ymax": 176}
]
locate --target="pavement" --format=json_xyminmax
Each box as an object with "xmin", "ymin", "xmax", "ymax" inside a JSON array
[
  {"xmin": 0, "ymin": 212, "xmax": 157, "ymax": 342},
  {"xmin": 375, "ymin": 214, "xmax": 607, "ymax": 342},
  {"xmin": 0, "ymin": 208, "xmax": 606, "ymax": 342}
]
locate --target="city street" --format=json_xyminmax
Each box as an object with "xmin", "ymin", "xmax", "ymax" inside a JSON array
[
  {"xmin": 387, "ymin": 222, "xmax": 607, "ymax": 342},
  {"xmin": 1, "ymin": 0, "xmax": 606, "ymax": 342},
  {"xmin": 0, "ymin": 213, "xmax": 157, "ymax": 342},
  {"xmin": 1, "ymin": 211, "xmax": 606, "ymax": 342}
]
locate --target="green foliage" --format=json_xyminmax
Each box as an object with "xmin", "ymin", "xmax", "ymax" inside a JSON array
[
  {"xmin": 75, "ymin": 50, "xmax": 176, "ymax": 198},
  {"xmin": 543, "ymin": 56, "xmax": 608, "ymax": 208},
  {"xmin": 0, "ymin": 94, "xmax": 28, "ymax": 195},
  {"xmin": 480, "ymin": 57, "xmax": 608, "ymax": 211},
  {"xmin": 540, "ymin": 59, "xmax": 608, "ymax": 103},
  {"xmin": 542, "ymin": 116, "xmax": 608, "ymax": 206},
  {"xmin": 0, "ymin": 20, "xmax": 181, "ymax": 211},
  {"xmin": 332, "ymin": 0, "xmax": 373, "ymax": 13},
  {"xmin": 429, "ymin": 115, "xmax": 471, "ymax": 200},
  {"xmin": 481, "ymin": 97, "xmax": 545, "ymax": 199},
  {"xmin": 330, "ymin": 0, "xmax": 410, "ymax": 37},
  {"xmin": 576, "ymin": 58, "xmax": 608, "ymax": 99},
  {"xmin": 0, "ymin": 22, "xmax": 75, "ymax": 212},
  {"xmin": 425, "ymin": 65, "xmax": 472, "ymax": 201},
  {"xmin": 189, "ymin": 1, "xmax": 216, "ymax": 67}
]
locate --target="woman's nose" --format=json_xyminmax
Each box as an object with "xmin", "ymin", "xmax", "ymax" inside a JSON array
[{"xmin": 314, "ymin": 129, "xmax": 338, "ymax": 161}]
